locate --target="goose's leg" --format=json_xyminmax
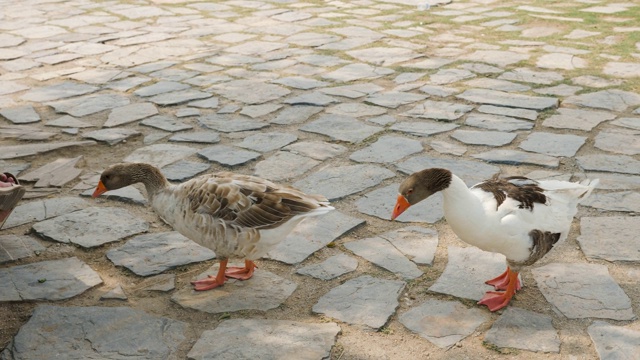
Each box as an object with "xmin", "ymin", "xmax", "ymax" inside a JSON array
[
  {"xmin": 191, "ymin": 259, "xmax": 228, "ymax": 291},
  {"xmin": 478, "ymin": 269, "xmax": 520, "ymax": 311},
  {"xmin": 485, "ymin": 267, "xmax": 522, "ymax": 291},
  {"xmin": 0, "ymin": 173, "xmax": 25, "ymax": 230},
  {"xmin": 225, "ymin": 259, "xmax": 256, "ymax": 280}
]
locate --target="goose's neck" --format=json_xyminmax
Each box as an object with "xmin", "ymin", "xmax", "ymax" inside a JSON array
[
  {"xmin": 441, "ymin": 174, "xmax": 485, "ymax": 228},
  {"xmin": 130, "ymin": 163, "xmax": 170, "ymax": 200}
]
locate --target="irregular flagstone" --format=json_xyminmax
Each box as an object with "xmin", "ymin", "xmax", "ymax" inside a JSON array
[
  {"xmin": 284, "ymin": 92, "xmax": 338, "ymax": 106},
  {"xmin": 20, "ymin": 81, "xmax": 98, "ymax": 102},
  {"xmin": 472, "ymin": 149, "xmax": 559, "ymax": 168},
  {"xmin": 612, "ymin": 117, "xmax": 640, "ymax": 130},
  {"xmin": 534, "ymin": 84, "xmax": 583, "ymax": 96},
  {"xmin": 240, "ymin": 104, "xmax": 282, "ymax": 118},
  {"xmin": 430, "ymin": 140, "xmax": 467, "ymax": 156},
  {"xmin": 322, "ymin": 63, "xmax": 394, "ymax": 82},
  {"xmin": 577, "ymin": 154, "xmax": 640, "ymax": 175},
  {"xmin": 580, "ymin": 191, "xmax": 640, "ymax": 213},
  {"xmin": 296, "ymin": 253, "xmax": 358, "ymax": 280},
  {"xmin": 603, "ymin": 62, "xmax": 640, "ymax": 78},
  {"xmin": 519, "ymin": 132, "xmax": 587, "ymax": 157},
  {"xmin": 2, "ymin": 305, "xmax": 186, "ymax": 359},
  {"xmin": 355, "ymin": 183, "xmax": 444, "ymax": 224},
  {"xmin": 198, "ymin": 114, "xmax": 270, "ymax": 133},
  {"xmin": 458, "ymin": 89, "xmax": 558, "ymax": 110},
  {"xmin": 537, "ymin": 53, "xmax": 587, "ymax": 70},
  {"xmin": 461, "ymin": 50, "xmax": 530, "ymax": 67},
  {"xmin": 47, "ymin": 93, "xmax": 130, "ymax": 117},
  {"xmin": 300, "ymin": 114, "xmax": 383, "ymax": 144},
  {"xmin": 83, "ymin": 128, "xmax": 141, "ymax": 145},
  {"xmin": 198, "ymin": 145, "xmax": 261, "ymax": 166},
  {"xmin": 271, "ymin": 76, "xmax": 329, "ymax": 90},
  {"xmin": 379, "ymin": 226, "xmax": 438, "ymax": 265},
  {"xmin": 0, "ymin": 235, "xmax": 45, "ymax": 264},
  {"xmin": 588, "ymin": 321, "xmax": 640, "ymax": 360},
  {"xmin": 564, "ymin": 89, "xmax": 640, "ymax": 112},
  {"xmin": 103, "ymin": 102, "xmax": 158, "ymax": 127},
  {"xmin": 350, "ymin": 135, "xmax": 423, "ymax": 163},
  {"xmin": 346, "ymin": 47, "xmax": 422, "ymax": 66},
  {"xmin": 0, "ymin": 257, "xmax": 102, "ymax": 301},
  {"xmin": 270, "ymin": 105, "xmax": 323, "ymax": 125},
  {"xmin": 134, "ymin": 81, "xmax": 190, "ymax": 97},
  {"xmin": 138, "ymin": 274, "xmax": 175, "ymax": 292},
  {"xmin": 391, "ymin": 120, "xmax": 459, "ymax": 136},
  {"xmin": 572, "ymin": 75, "xmax": 621, "ymax": 88},
  {"xmin": 484, "ymin": 307, "xmax": 560, "ymax": 353},
  {"xmin": 0, "ymin": 141, "xmax": 96, "ymax": 160},
  {"xmin": 19, "ymin": 156, "xmax": 83, "ymax": 188},
  {"xmin": 253, "ymin": 151, "xmax": 319, "ymax": 182},
  {"xmin": 313, "ymin": 275, "xmax": 405, "ymax": 329},
  {"xmin": 451, "ymin": 129, "xmax": 516, "ymax": 146},
  {"xmin": 498, "ymin": 67, "xmax": 564, "ymax": 85},
  {"xmin": 0, "ymin": 105, "xmax": 40, "ymax": 124},
  {"xmin": 107, "ymin": 232, "xmax": 215, "ymax": 276},
  {"xmin": 293, "ymin": 164, "xmax": 394, "ymax": 201},
  {"xmin": 124, "ymin": 144, "xmax": 198, "ymax": 168},
  {"xmin": 83, "ymin": 186, "xmax": 147, "ymax": 205},
  {"xmin": 582, "ymin": 172, "xmax": 640, "ymax": 190},
  {"xmin": 285, "ymin": 32, "xmax": 341, "ymax": 46},
  {"xmin": 429, "ymin": 68, "xmax": 476, "ymax": 85},
  {"xmin": 463, "ymin": 78, "xmax": 531, "ymax": 93},
  {"xmin": 3, "ymin": 197, "xmax": 89, "ymax": 229},
  {"xmin": 161, "ymin": 160, "xmax": 210, "ymax": 182},
  {"xmin": 33, "ymin": 207, "xmax": 148, "ymax": 248},
  {"xmin": 404, "ymin": 100, "xmax": 474, "ymax": 121},
  {"xmin": 283, "ymin": 141, "xmax": 347, "ymax": 160},
  {"xmin": 141, "ymin": 115, "xmax": 192, "ymax": 132},
  {"xmin": 344, "ymin": 236, "xmax": 423, "ymax": 279},
  {"xmin": 397, "ymin": 156, "xmax": 500, "ymax": 186},
  {"xmin": 169, "ymin": 131, "xmax": 220, "ymax": 144},
  {"xmin": 326, "ymin": 103, "xmax": 387, "ymax": 117},
  {"xmin": 45, "ymin": 115, "xmax": 93, "ymax": 128},
  {"xmin": 266, "ymin": 211, "xmax": 364, "ymax": 264},
  {"xmin": 187, "ymin": 319, "xmax": 340, "ymax": 360},
  {"xmin": 429, "ymin": 246, "xmax": 506, "ymax": 301},
  {"xmin": 172, "ymin": 263, "xmax": 297, "ymax": 313},
  {"xmin": 364, "ymin": 91, "xmax": 428, "ymax": 109},
  {"xmin": 209, "ymin": 79, "xmax": 290, "ymax": 104},
  {"xmin": 101, "ymin": 284, "xmax": 127, "ymax": 300},
  {"xmin": 236, "ymin": 132, "xmax": 297, "ymax": 152},
  {"xmin": 224, "ymin": 40, "xmax": 287, "ymax": 55},
  {"xmin": 148, "ymin": 89, "xmax": 211, "ymax": 106},
  {"xmin": 532, "ymin": 263, "xmax": 634, "ymax": 320},
  {"xmin": 320, "ymin": 83, "xmax": 385, "ymax": 99},
  {"xmin": 542, "ymin": 108, "xmax": 616, "ymax": 131},
  {"xmin": 466, "ymin": 113, "xmax": 534, "ymax": 131},
  {"xmin": 399, "ymin": 299, "xmax": 489, "ymax": 349},
  {"xmin": 594, "ymin": 129, "xmax": 640, "ymax": 155},
  {"xmin": 578, "ymin": 217, "xmax": 640, "ymax": 262}
]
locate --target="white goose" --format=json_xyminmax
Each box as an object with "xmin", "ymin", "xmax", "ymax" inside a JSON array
[
  {"xmin": 391, "ymin": 168, "xmax": 598, "ymax": 311},
  {"xmin": 93, "ymin": 163, "xmax": 334, "ymax": 291}
]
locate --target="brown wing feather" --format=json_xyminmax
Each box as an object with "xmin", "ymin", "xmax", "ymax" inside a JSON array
[{"xmin": 473, "ymin": 175, "xmax": 547, "ymax": 210}]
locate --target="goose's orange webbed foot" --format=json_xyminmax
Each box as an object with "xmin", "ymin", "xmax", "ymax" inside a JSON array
[{"xmin": 225, "ymin": 260, "xmax": 257, "ymax": 280}]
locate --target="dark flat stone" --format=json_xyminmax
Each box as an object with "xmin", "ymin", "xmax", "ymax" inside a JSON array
[
  {"xmin": 577, "ymin": 154, "xmax": 640, "ymax": 175},
  {"xmin": 198, "ymin": 114, "xmax": 269, "ymax": 133},
  {"xmin": 466, "ymin": 113, "xmax": 534, "ymax": 131},
  {"xmin": 294, "ymin": 164, "xmax": 394, "ymax": 201},
  {"xmin": 301, "ymin": 114, "xmax": 383, "ymax": 144},
  {"xmin": 456, "ymin": 89, "xmax": 558, "ymax": 110},
  {"xmin": 519, "ymin": 132, "xmax": 587, "ymax": 157},
  {"xmin": 472, "ymin": 149, "xmax": 559, "ymax": 168},
  {"xmin": 451, "ymin": 129, "xmax": 516, "ymax": 146},
  {"xmin": 161, "ymin": 160, "xmax": 210, "ymax": 181},
  {"xmin": 198, "ymin": 145, "xmax": 261, "ymax": 166}
]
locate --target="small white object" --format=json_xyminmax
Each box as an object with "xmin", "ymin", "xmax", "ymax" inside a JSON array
[{"xmin": 417, "ymin": 1, "xmax": 430, "ymax": 10}]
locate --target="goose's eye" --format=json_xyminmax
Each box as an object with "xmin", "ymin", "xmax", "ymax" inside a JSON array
[{"xmin": 406, "ymin": 189, "xmax": 413, "ymax": 195}]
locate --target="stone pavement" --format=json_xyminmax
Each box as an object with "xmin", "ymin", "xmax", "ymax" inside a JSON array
[{"xmin": 1, "ymin": 0, "xmax": 640, "ymax": 358}]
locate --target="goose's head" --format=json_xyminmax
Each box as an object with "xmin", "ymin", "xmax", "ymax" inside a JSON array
[
  {"xmin": 92, "ymin": 163, "xmax": 166, "ymax": 198},
  {"xmin": 391, "ymin": 168, "xmax": 452, "ymax": 220}
]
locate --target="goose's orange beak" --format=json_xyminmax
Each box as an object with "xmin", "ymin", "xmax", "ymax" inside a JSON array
[
  {"xmin": 92, "ymin": 181, "xmax": 107, "ymax": 198},
  {"xmin": 391, "ymin": 195, "xmax": 410, "ymax": 220}
]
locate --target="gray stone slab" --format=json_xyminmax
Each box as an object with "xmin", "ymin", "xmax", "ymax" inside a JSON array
[
  {"xmin": 21, "ymin": 81, "xmax": 98, "ymax": 102},
  {"xmin": 2, "ymin": 305, "xmax": 185, "ymax": 359},
  {"xmin": 172, "ymin": 263, "xmax": 297, "ymax": 313},
  {"xmin": 301, "ymin": 114, "xmax": 383, "ymax": 144},
  {"xmin": 48, "ymin": 93, "xmax": 130, "ymax": 117},
  {"xmin": 461, "ymin": 50, "xmax": 529, "ymax": 67},
  {"xmin": 572, "ymin": 75, "xmax": 621, "ymax": 88},
  {"xmin": 83, "ymin": 128, "xmax": 141, "ymax": 145},
  {"xmin": 397, "ymin": 156, "xmax": 500, "ymax": 186},
  {"xmin": 429, "ymin": 140, "xmax": 467, "ymax": 156},
  {"xmin": 532, "ymin": 263, "xmax": 634, "ymax": 320},
  {"xmin": 176, "ymin": 108, "xmax": 201, "ymax": 118},
  {"xmin": 519, "ymin": 132, "xmax": 587, "ymax": 157},
  {"xmin": 588, "ymin": 321, "xmax": 640, "ymax": 360},
  {"xmin": 148, "ymin": 89, "xmax": 211, "ymax": 106},
  {"xmin": 355, "ymin": 183, "xmax": 444, "ymax": 223},
  {"xmin": 419, "ymin": 84, "xmax": 460, "ymax": 97},
  {"xmin": 595, "ymin": 129, "xmax": 640, "ymax": 155},
  {"xmin": 138, "ymin": 273, "xmax": 175, "ymax": 292},
  {"xmin": 236, "ymin": 132, "xmax": 297, "ymax": 152},
  {"xmin": 294, "ymin": 164, "xmax": 393, "ymax": 201},
  {"xmin": 141, "ymin": 115, "xmax": 192, "ymax": 132},
  {"xmin": 326, "ymin": 103, "xmax": 387, "ymax": 118},
  {"xmin": 612, "ymin": 117, "xmax": 640, "ymax": 131},
  {"xmin": 603, "ymin": 61, "xmax": 640, "ymax": 78},
  {"xmin": 283, "ymin": 141, "xmax": 347, "ymax": 161},
  {"xmin": 33, "ymin": 207, "xmax": 148, "ymax": 248},
  {"xmin": 347, "ymin": 47, "xmax": 421, "ymax": 66},
  {"xmin": 0, "ymin": 257, "xmax": 101, "ymax": 301},
  {"xmin": 350, "ymin": 135, "xmax": 423, "ymax": 164},
  {"xmin": 457, "ymin": 89, "xmax": 558, "ymax": 110},
  {"xmin": 430, "ymin": 68, "xmax": 476, "ymax": 85},
  {"xmin": 284, "ymin": 92, "xmax": 338, "ymax": 106},
  {"xmin": 270, "ymin": 105, "xmax": 323, "ymax": 125},
  {"xmin": 19, "ymin": 156, "xmax": 83, "ymax": 188},
  {"xmin": 3, "ymin": 197, "xmax": 89, "ymax": 229},
  {"xmin": 313, "ymin": 275, "xmax": 405, "ymax": 329},
  {"xmin": 0, "ymin": 141, "xmax": 96, "ymax": 160},
  {"xmin": 564, "ymin": 89, "xmax": 640, "ymax": 112},
  {"xmin": 578, "ymin": 216, "xmax": 640, "ymax": 262},
  {"xmin": 271, "ymin": 76, "xmax": 329, "ymax": 90},
  {"xmin": 364, "ymin": 91, "xmax": 428, "ymax": 109},
  {"xmin": 254, "ymin": 151, "xmax": 319, "ymax": 182},
  {"xmin": 463, "ymin": 78, "xmax": 531, "ymax": 92},
  {"xmin": 296, "ymin": 253, "xmax": 358, "ymax": 280},
  {"xmin": 498, "ymin": 67, "xmax": 564, "ymax": 85},
  {"xmin": 101, "ymin": 284, "xmax": 127, "ymax": 300},
  {"xmin": 345, "ymin": 236, "xmax": 423, "ymax": 279},
  {"xmin": 451, "ymin": 129, "xmax": 516, "ymax": 146},
  {"xmin": 45, "ymin": 115, "xmax": 94, "ymax": 128},
  {"xmin": 0, "ymin": 235, "xmax": 45, "ymax": 264},
  {"xmin": 322, "ymin": 63, "xmax": 394, "ymax": 82},
  {"xmin": 240, "ymin": 104, "xmax": 282, "ymax": 118},
  {"xmin": 187, "ymin": 319, "xmax": 339, "ymax": 360},
  {"xmin": 169, "ymin": 131, "xmax": 220, "ymax": 144},
  {"xmin": 404, "ymin": 100, "xmax": 474, "ymax": 121},
  {"xmin": 466, "ymin": 112, "xmax": 534, "ymax": 131},
  {"xmin": 0, "ymin": 105, "xmax": 40, "ymax": 124},
  {"xmin": 103, "ymin": 102, "xmax": 158, "ymax": 127},
  {"xmin": 107, "ymin": 232, "xmax": 215, "ymax": 276},
  {"xmin": 534, "ymin": 84, "xmax": 583, "ymax": 97},
  {"xmin": 379, "ymin": 226, "xmax": 438, "ymax": 266},
  {"xmin": 581, "ymin": 191, "xmax": 640, "ymax": 213},
  {"xmin": 400, "ymin": 299, "xmax": 489, "ymax": 349},
  {"xmin": 429, "ymin": 246, "xmax": 506, "ymax": 301},
  {"xmin": 472, "ymin": 149, "xmax": 559, "ymax": 168},
  {"xmin": 198, "ymin": 114, "xmax": 270, "ymax": 133},
  {"xmin": 390, "ymin": 120, "xmax": 459, "ymax": 136},
  {"xmin": 82, "ymin": 186, "xmax": 147, "ymax": 205},
  {"xmin": 198, "ymin": 145, "xmax": 261, "ymax": 166},
  {"xmin": 161, "ymin": 160, "xmax": 210, "ymax": 182},
  {"xmin": 484, "ymin": 307, "xmax": 560, "ymax": 353},
  {"xmin": 542, "ymin": 108, "xmax": 616, "ymax": 131},
  {"xmin": 209, "ymin": 79, "xmax": 290, "ymax": 104},
  {"xmin": 320, "ymin": 83, "xmax": 385, "ymax": 99},
  {"xmin": 577, "ymin": 154, "xmax": 640, "ymax": 175},
  {"xmin": 266, "ymin": 210, "xmax": 363, "ymax": 264},
  {"xmin": 189, "ymin": 97, "xmax": 220, "ymax": 109},
  {"xmin": 124, "ymin": 144, "xmax": 198, "ymax": 168}
]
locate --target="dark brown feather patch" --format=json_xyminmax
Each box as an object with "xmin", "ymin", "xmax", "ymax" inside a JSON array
[{"xmin": 473, "ymin": 175, "xmax": 547, "ymax": 210}]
